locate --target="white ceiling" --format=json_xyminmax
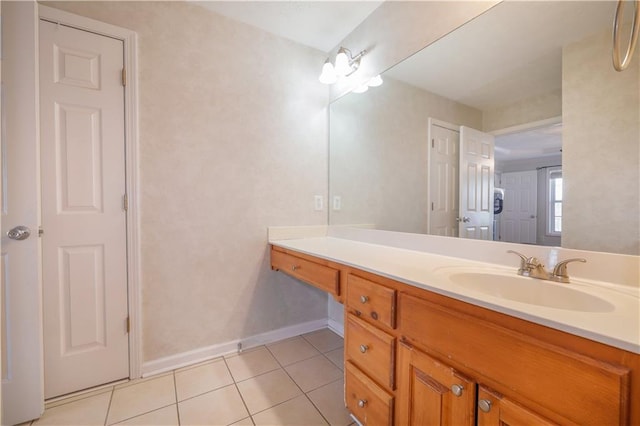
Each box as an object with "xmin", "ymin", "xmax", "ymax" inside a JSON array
[
  {"xmin": 194, "ymin": 1, "xmax": 383, "ymax": 53},
  {"xmin": 495, "ymin": 123, "xmax": 563, "ymax": 162}
]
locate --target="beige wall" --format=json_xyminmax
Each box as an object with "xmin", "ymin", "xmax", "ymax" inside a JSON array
[
  {"xmin": 44, "ymin": 1, "xmax": 331, "ymax": 362},
  {"xmin": 482, "ymin": 89, "xmax": 562, "ymax": 132},
  {"xmin": 330, "ymin": 77, "xmax": 482, "ymax": 233},
  {"xmin": 562, "ymin": 28, "xmax": 640, "ymax": 255},
  {"xmin": 329, "ymin": 1, "xmax": 500, "ymax": 101}
]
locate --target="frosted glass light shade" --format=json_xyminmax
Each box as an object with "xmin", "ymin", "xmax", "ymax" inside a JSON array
[
  {"xmin": 334, "ymin": 49, "xmax": 352, "ymax": 76},
  {"xmin": 352, "ymin": 83, "xmax": 369, "ymax": 94},
  {"xmin": 319, "ymin": 61, "xmax": 337, "ymax": 84},
  {"xmin": 368, "ymin": 75, "xmax": 383, "ymax": 87}
]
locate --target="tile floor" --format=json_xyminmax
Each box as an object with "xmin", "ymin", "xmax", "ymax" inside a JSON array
[{"xmin": 26, "ymin": 329, "xmax": 353, "ymax": 426}]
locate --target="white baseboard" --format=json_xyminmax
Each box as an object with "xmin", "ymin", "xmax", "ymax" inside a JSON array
[
  {"xmin": 327, "ymin": 318, "xmax": 344, "ymax": 337},
  {"xmin": 141, "ymin": 319, "xmax": 328, "ymax": 377}
]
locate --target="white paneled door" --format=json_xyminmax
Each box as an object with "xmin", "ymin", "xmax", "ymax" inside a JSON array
[
  {"xmin": 458, "ymin": 126, "xmax": 494, "ymax": 240},
  {"xmin": 500, "ymin": 170, "xmax": 537, "ymax": 244},
  {"xmin": 429, "ymin": 124, "xmax": 460, "ymax": 237},
  {"xmin": 2, "ymin": 3, "xmax": 45, "ymax": 424},
  {"xmin": 39, "ymin": 20, "xmax": 129, "ymax": 398}
]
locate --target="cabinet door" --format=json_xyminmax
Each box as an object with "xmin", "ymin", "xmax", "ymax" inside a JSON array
[
  {"xmin": 477, "ymin": 386, "xmax": 573, "ymax": 426},
  {"xmin": 397, "ymin": 342, "xmax": 475, "ymax": 426}
]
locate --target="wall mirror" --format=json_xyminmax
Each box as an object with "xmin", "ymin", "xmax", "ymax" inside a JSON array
[{"xmin": 328, "ymin": 1, "xmax": 639, "ymax": 254}]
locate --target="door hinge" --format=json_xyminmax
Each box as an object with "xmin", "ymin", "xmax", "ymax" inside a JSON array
[
  {"xmin": 431, "ymin": 202, "xmax": 434, "ymax": 211},
  {"xmin": 121, "ymin": 68, "xmax": 126, "ymax": 87},
  {"xmin": 126, "ymin": 316, "xmax": 130, "ymax": 333},
  {"xmin": 123, "ymin": 194, "xmax": 128, "ymax": 212},
  {"xmin": 431, "ymin": 138, "xmax": 435, "ymax": 148},
  {"xmin": 38, "ymin": 227, "xmax": 44, "ymax": 237}
]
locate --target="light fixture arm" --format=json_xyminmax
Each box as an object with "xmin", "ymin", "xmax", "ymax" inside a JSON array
[{"xmin": 338, "ymin": 46, "xmax": 367, "ymax": 76}]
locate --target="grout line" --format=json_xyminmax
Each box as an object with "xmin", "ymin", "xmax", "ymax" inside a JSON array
[
  {"xmin": 172, "ymin": 371, "xmax": 181, "ymax": 426},
  {"xmin": 105, "ymin": 403, "xmax": 177, "ymax": 426},
  {"xmin": 222, "ymin": 356, "xmax": 254, "ymax": 425},
  {"xmin": 264, "ymin": 345, "xmax": 329, "ymax": 424},
  {"xmin": 103, "ymin": 388, "xmax": 114, "ymax": 426}
]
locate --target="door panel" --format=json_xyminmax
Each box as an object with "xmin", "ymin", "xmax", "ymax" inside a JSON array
[
  {"xmin": 500, "ymin": 171, "xmax": 537, "ymax": 244},
  {"xmin": 397, "ymin": 342, "xmax": 475, "ymax": 426},
  {"xmin": 429, "ymin": 124, "xmax": 459, "ymax": 237},
  {"xmin": 1, "ymin": 3, "xmax": 45, "ymax": 424},
  {"xmin": 459, "ymin": 126, "xmax": 494, "ymax": 240},
  {"xmin": 39, "ymin": 19, "xmax": 129, "ymax": 398}
]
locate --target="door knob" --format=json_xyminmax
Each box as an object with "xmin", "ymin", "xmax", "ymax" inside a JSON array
[
  {"xmin": 457, "ymin": 216, "xmax": 471, "ymax": 223},
  {"xmin": 7, "ymin": 226, "xmax": 31, "ymax": 240}
]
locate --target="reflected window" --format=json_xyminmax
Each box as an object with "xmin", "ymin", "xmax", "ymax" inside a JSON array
[{"xmin": 547, "ymin": 168, "xmax": 562, "ymax": 235}]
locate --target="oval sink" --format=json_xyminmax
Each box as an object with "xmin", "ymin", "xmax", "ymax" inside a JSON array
[{"xmin": 448, "ymin": 272, "xmax": 615, "ymax": 312}]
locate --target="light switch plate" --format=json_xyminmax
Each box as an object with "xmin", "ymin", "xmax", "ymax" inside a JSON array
[
  {"xmin": 314, "ymin": 195, "xmax": 323, "ymax": 211},
  {"xmin": 333, "ymin": 196, "xmax": 341, "ymax": 211}
]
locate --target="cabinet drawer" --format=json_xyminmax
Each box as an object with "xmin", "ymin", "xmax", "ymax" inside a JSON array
[
  {"xmin": 271, "ymin": 249, "xmax": 340, "ymax": 297},
  {"xmin": 347, "ymin": 274, "xmax": 396, "ymax": 329},
  {"xmin": 346, "ymin": 361, "xmax": 394, "ymax": 426},
  {"xmin": 399, "ymin": 293, "xmax": 631, "ymax": 425},
  {"xmin": 346, "ymin": 313, "xmax": 395, "ymax": 390}
]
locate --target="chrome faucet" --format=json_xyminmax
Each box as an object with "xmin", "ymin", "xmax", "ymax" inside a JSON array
[{"xmin": 507, "ymin": 250, "xmax": 586, "ymax": 283}]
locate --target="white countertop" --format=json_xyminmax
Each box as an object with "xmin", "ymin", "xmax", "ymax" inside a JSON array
[{"xmin": 271, "ymin": 236, "xmax": 640, "ymax": 354}]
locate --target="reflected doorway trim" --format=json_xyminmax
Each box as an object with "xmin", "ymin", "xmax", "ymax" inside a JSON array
[
  {"xmin": 38, "ymin": 5, "xmax": 142, "ymax": 380},
  {"xmin": 489, "ymin": 116, "xmax": 562, "ymax": 137},
  {"xmin": 426, "ymin": 117, "xmax": 460, "ymax": 235}
]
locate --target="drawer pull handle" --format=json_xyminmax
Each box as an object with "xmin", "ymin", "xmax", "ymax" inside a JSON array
[
  {"xmin": 478, "ymin": 399, "xmax": 492, "ymax": 413},
  {"xmin": 358, "ymin": 399, "xmax": 367, "ymax": 408},
  {"xmin": 291, "ymin": 265, "xmax": 300, "ymax": 271},
  {"xmin": 359, "ymin": 344, "xmax": 369, "ymax": 353},
  {"xmin": 370, "ymin": 311, "xmax": 378, "ymax": 320},
  {"xmin": 360, "ymin": 295, "xmax": 369, "ymax": 304},
  {"xmin": 451, "ymin": 384, "xmax": 463, "ymax": 397}
]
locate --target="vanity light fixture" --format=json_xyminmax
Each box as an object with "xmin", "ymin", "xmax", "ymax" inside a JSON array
[
  {"xmin": 352, "ymin": 75, "xmax": 384, "ymax": 94},
  {"xmin": 319, "ymin": 46, "xmax": 366, "ymax": 84}
]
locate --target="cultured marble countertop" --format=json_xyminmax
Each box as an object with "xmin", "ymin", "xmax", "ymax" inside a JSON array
[{"xmin": 271, "ymin": 237, "xmax": 640, "ymax": 354}]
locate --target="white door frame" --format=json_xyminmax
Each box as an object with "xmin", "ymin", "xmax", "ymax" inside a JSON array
[{"xmin": 38, "ymin": 5, "xmax": 142, "ymax": 380}]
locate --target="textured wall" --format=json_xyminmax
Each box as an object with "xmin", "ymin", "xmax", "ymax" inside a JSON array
[
  {"xmin": 482, "ymin": 89, "xmax": 562, "ymax": 132},
  {"xmin": 562, "ymin": 29, "xmax": 639, "ymax": 255},
  {"xmin": 330, "ymin": 77, "xmax": 482, "ymax": 233},
  {"xmin": 44, "ymin": 1, "xmax": 331, "ymax": 362}
]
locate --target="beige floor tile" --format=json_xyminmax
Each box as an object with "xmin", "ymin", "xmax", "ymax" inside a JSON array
[
  {"xmin": 45, "ymin": 386, "xmax": 115, "ymax": 409},
  {"xmin": 114, "ymin": 371, "xmax": 173, "ymax": 390},
  {"xmin": 267, "ymin": 336, "xmax": 320, "ymax": 366},
  {"xmin": 225, "ymin": 346, "xmax": 280, "ymax": 382},
  {"xmin": 307, "ymin": 379, "xmax": 352, "ymax": 426},
  {"xmin": 229, "ymin": 417, "xmax": 254, "ymax": 426},
  {"xmin": 324, "ymin": 348, "xmax": 344, "ymax": 371},
  {"xmin": 114, "ymin": 405, "xmax": 179, "ymax": 425},
  {"xmin": 285, "ymin": 355, "xmax": 343, "ymax": 393},
  {"xmin": 178, "ymin": 384, "xmax": 249, "ymax": 426},
  {"xmin": 236, "ymin": 369, "xmax": 301, "ymax": 414},
  {"xmin": 175, "ymin": 358, "xmax": 234, "ymax": 401},
  {"xmin": 252, "ymin": 395, "xmax": 328, "ymax": 426},
  {"xmin": 32, "ymin": 391, "xmax": 111, "ymax": 425},
  {"xmin": 302, "ymin": 329, "xmax": 344, "ymax": 353},
  {"xmin": 107, "ymin": 374, "xmax": 176, "ymax": 425}
]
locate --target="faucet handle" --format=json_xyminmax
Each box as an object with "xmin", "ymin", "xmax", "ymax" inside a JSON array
[
  {"xmin": 507, "ymin": 250, "xmax": 529, "ymax": 275},
  {"xmin": 552, "ymin": 258, "xmax": 587, "ymax": 283}
]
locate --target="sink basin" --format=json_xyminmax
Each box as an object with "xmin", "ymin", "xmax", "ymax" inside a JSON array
[{"xmin": 448, "ymin": 272, "xmax": 615, "ymax": 312}]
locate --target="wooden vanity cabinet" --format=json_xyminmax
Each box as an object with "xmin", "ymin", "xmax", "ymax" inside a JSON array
[
  {"xmin": 270, "ymin": 246, "xmax": 639, "ymax": 425},
  {"xmin": 476, "ymin": 386, "xmax": 564, "ymax": 426},
  {"xmin": 396, "ymin": 341, "xmax": 476, "ymax": 426},
  {"xmin": 270, "ymin": 246, "xmax": 341, "ymax": 299},
  {"xmin": 398, "ymin": 293, "xmax": 630, "ymax": 425}
]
